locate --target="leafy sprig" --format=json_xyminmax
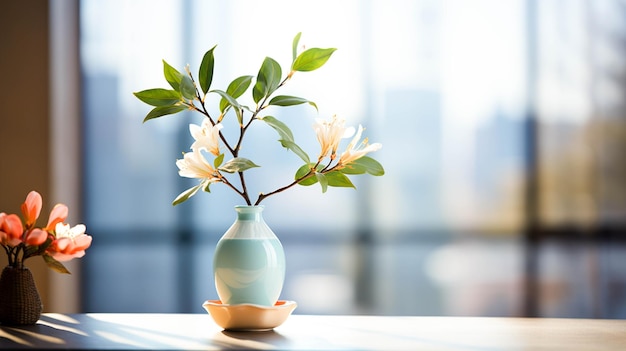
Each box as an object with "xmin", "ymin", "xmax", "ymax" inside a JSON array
[{"xmin": 134, "ymin": 33, "xmax": 383, "ymax": 206}]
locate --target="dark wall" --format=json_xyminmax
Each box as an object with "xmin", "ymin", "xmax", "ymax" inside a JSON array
[{"xmin": 0, "ymin": 0, "xmax": 51, "ymax": 305}]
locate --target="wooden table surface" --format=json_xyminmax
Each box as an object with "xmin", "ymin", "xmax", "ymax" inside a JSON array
[{"xmin": 0, "ymin": 313, "xmax": 624, "ymax": 350}]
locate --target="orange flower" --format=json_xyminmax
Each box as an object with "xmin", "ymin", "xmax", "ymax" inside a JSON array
[
  {"xmin": 2, "ymin": 190, "xmax": 91, "ymax": 273},
  {"xmin": 0, "ymin": 212, "xmax": 24, "ymax": 246},
  {"xmin": 21, "ymin": 191, "xmax": 42, "ymax": 229},
  {"xmin": 25, "ymin": 228, "xmax": 48, "ymax": 246}
]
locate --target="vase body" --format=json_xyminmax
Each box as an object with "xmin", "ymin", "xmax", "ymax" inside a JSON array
[
  {"xmin": 213, "ymin": 206, "xmax": 285, "ymax": 306},
  {"xmin": 0, "ymin": 266, "xmax": 42, "ymax": 325}
]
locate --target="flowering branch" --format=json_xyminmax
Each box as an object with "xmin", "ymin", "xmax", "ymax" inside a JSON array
[
  {"xmin": 134, "ymin": 33, "xmax": 384, "ymax": 207},
  {"xmin": 0, "ymin": 191, "xmax": 92, "ymax": 274}
]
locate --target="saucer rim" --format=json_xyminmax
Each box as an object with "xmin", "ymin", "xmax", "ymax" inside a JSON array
[
  {"xmin": 202, "ymin": 299, "xmax": 297, "ymax": 310},
  {"xmin": 202, "ymin": 299, "xmax": 297, "ymax": 331}
]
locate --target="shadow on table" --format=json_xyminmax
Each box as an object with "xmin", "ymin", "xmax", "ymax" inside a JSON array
[
  {"xmin": 1, "ymin": 324, "xmax": 63, "ymax": 348},
  {"xmin": 214, "ymin": 329, "xmax": 290, "ymax": 349},
  {"xmin": 1, "ymin": 314, "xmax": 294, "ymax": 350},
  {"xmin": 0, "ymin": 314, "xmax": 209, "ymax": 349}
]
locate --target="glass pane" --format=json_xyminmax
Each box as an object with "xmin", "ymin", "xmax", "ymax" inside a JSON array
[
  {"xmin": 80, "ymin": 0, "xmax": 528, "ymax": 314},
  {"xmin": 79, "ymin": 0, "xmax": 626, "ymax": 317},
  {"xmin": 81, "ymin": 0, "xmax": 187, "ymax": 312}
]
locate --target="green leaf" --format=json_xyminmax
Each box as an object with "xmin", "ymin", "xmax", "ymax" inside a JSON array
[
  {"xmin": 211, "ymin": 89, "xmax": 243, "ymax": 124},
  {"xmin": 325, "ymin": 171, "xmax": 356, "ymax": 188},
  {"xmin": 295, "ymin": 163, "xmax": 321, "ymax": 186},
  {"xmin": 221, "ymin": 75, "xmax": 253, "ymax": 112},
  {"xmin": 262, "ymin": 57, "xmax": 282, "ymax": 95},
  {"xmin": 316, "ymin": 172, "xmax": 328, "ymax": 193},
  {"xmin": 279, "ymin": 139, "xmax": 310, "ymax": 164},
  {"xmin": 227, "ymin": 75, "xmax": 253, "ymax": 98},
  {"xmin": 219, "ymin": 157, "xmax": 260, "ymax": 173},
  {"xmin": 199, "ymin": 45, "xmax": 217, "ymax": 94},
  {"xmin": 268, "ymin": 95, "xmax": 317, "ymax": 111},
  {"xmin": 213, "ymin": 153, "xmax": 224, "ymax": 168},
  {"xmin": 261, "ymin": 116, "xmax": 294, "ymax": 142},
  {"xmin": 343, "ymin": 156, "xmax": 385, "ymax": 176},
  {"xmin": 338, "ymin": 162, "xmax": 366, "ymax": 175},
  {"xmin": 24, "ymin": 245, "xmax": 41, "ymax": 258},
  {"xmin": 202, "ymin": 181, "xmax": 212, "ymax": 193},
  {"xmin": 253, "ymin": 57, "xmax": 282, "ymax": 103},
  {"xmin": 43, "ymin": 254, "xmax": 71, "ymax": 274},
  {"xmin": 180, "ymin": 75, "xmax": 197, "ymax": 100},
  {"xmin": 172, "ymin": 184, "xmax": 201, "ymax": 206},
  {"xmin": 292, "ymin": 48, "xmax": 336, "ymax": 72},
  {"xmin": 143, "ymin": 104, "xmax": 187, "ymax": 122},
  {"xmin": 252, "ymin": 80, "xmax": 266, "ymax": 104},
  {"xmin": 163, "ymin": 60, "xmax": 183, "ymax": 91},
  {"xmin": 210, "ymin": 90, "xmax": 240, "ymax": 109},
  {"xmin": 25, "ymin": 238, "xmax": 53, "ymax": 258},
  {"xmin": 292, "ymin": 32, "xmax": 302, "ymax": 63},
  {"xmin": 133, "ymin": 89, "xmax": 181, "ymax": 106}
]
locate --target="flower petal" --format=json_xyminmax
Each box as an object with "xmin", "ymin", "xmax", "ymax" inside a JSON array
[
  {"xmin": 1, "ymin": 213, "xmax": 23, "ymax": 240},
  {"xmin": 313, "ymin": 115, "xmax": 351, "ymax": 159},
  {"xmin": 54, "ymin": 237, "xmax": 73, "ymax": 253},
  {"xmin": 177, "ymin": 148, "xmax": 219, "ymax": 180},
  {"xmin": 25, "ymin": 228, "xmax": 48, "ymax": 246},
  {"xmin": 190, "ymin": 120, "xmax": 223, "ymax": 156},
  {"xmin": 73, "ymin": 234, "xmax": 92, "ymax": 251},
  {"xmin": 47, "ymin": 204, "xmax": 69, "ymax": 230},
  {"xmin": 21, "ymin": 191, "xmax": 42, "ymax": 228},
  {"xmin": 338, "ymin": 125, "xmax": 382, "ymax": 165},
  {"xmin": 51, "ymin": 250, "xmax": 85, "ymax": 262}
]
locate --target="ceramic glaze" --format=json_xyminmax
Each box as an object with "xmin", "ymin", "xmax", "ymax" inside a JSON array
[
  {"xmin": 213, "ymin": 206, "xmax": 285, "ymax": 306},
  {"xmin": 202, "ymin": 299, "xmax": 297, "ymax": 331},
  {"xmin": 214, "ymin": 238, "xmax": 285, "ymax": 306}
]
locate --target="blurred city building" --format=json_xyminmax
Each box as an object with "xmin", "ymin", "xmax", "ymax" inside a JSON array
[{"xmin": 71, "ymin": 0, "xmax": 626, "ymax": 318}]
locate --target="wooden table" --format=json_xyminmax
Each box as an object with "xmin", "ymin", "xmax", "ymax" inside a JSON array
[{"xmin": 0, "ymin": 313, "xmax": 624, "ymax": 350}]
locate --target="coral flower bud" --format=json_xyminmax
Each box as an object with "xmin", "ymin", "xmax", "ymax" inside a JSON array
[
  {"xmin": 21, "ymin": 191, "xmax": 42, "ymax": 228},
  {"xmin": 0, "ymin": 213, "xmax": 24, "ymax": 246},
  {"xmin": 25, "ymin": 228, "xmax": 48, "ymax": 246}
]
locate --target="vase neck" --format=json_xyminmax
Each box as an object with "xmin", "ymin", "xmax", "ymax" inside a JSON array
[
  {"xmin": 235, "ymin": 205, "xmax": 264, "ymax": 221},
  {"xmin": 222, "ymin": 205, "xmax": 276, "ymax": 240}
]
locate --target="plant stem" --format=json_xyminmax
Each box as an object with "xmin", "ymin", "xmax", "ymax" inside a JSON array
[
  {"xmin": 3, "ymin": 245, "xmax": 13, "ymax": 266},
  {"xmin": 17, "ymin": 245, "xmax": 24, "ymax": 268},
  {"xmin": 238, "ymin": 172, "xmax": 252, "ymax": 205},
  {"xmin": 6, "ymin": 244, "xmax": 25, "ymax": 268},
  {"xmin": 188, "ymin": 71, "xmax": 238, "ymax": 157},
  {"xmin": 195, "ymin": 99, "xmax": 237, "ymax": 157},
  {"xmin": 228, "ymin": 75, "xmax": 292, "ymax": 205},
  {"xmin": 254, "ymin": 170, "xmax": 314, "ymax": 205},
  {"xmin": 253, "ymin": 159, "xmax": 338, "ymax": 205},
  {"xmin": 191, "ymin": 72, "xmax": 294, "ymax": 206}
]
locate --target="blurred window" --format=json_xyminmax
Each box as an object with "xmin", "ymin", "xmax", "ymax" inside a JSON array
[{"xmin": 80, "ymin": 0, "xmax": 626, "ymax": 317}]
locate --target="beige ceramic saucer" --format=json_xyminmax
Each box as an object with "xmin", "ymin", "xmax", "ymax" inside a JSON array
[{"xmin": 202, "ymin": 300, "xmax": 297, "ymax": 331}]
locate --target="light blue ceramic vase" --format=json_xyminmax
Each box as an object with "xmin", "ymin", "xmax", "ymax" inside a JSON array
[{"xmin": 213, "ymin": 206, "xmax": 286, "ymax": 306}]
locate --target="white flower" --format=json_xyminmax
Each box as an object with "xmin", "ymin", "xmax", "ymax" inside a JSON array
[
  {"xmin": 313, "ymin": 115, "xmax": 354, "ymax": 160},
  {"xmin": 338, "ymin": 125, "xmax": 382, "ymax": 165},
  {"xmin": 190, "ymin": 119, "xmax": 223, "ymax": 156},
  {"xmin": 55, "ymin": 222, "xmax": 87, "ymax": 240},
  {"xmin": 51, "ymin": 222, "xmax": 92, "ymax": 262},
  {"xmin": 176, "ymin": 148, "xmax": 221, "ymax": 183}
]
